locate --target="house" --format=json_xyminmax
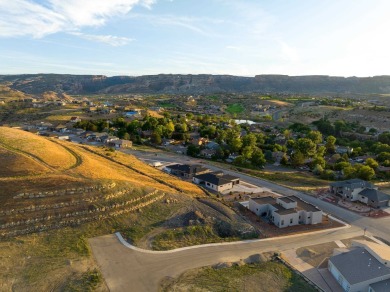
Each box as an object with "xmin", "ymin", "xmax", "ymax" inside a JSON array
[
  {"xmin": 55, "ymin": 124, "xmax": 67, "ymax": 133},
  {"xmin": 193, "ymin": 171, "xmax": 240, "ymax": 192},
  {"xmin": 108, "ymin": 139, "xmax": 132, "ymax": 149},
  {"xmin": 329, "ymin": 179, "xmax": 390, "ymax": 208},
  {"xmin": 248, "ymin": 195, "xmax": 322, "ymax": 228},
  {"xmin": 200, "ymin": 149, "xmax": 216, "ymax": 158},
  {"xmin": 103, "ymin": 135, "xmax": 119, "ymax": 144},
  {"xmin": 70, "ymin": 116, "xmax": 81, "ymax": 123},
  {"xmin": 329, "ymin": 240, "xmax": 390, "ymax": 292},
  {"xmin": 205, "ymin": 141, "xmax": 220, "ymax": 150},
  {"xmin": 57, "ymin": 135, "xmax": 70, "ymax": 141},
  {"xmin": 165, "ymin": 164, "xmax": 210, "ymax": 179},
  {"xmin": 335, "ymin": 146, "xmax": 353, "ymax": 155}
]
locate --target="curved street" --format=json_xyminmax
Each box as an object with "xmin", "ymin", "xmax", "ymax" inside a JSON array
[{"xmin": 90, "ymin": 149, "xmax": 390, "ymax": 291}]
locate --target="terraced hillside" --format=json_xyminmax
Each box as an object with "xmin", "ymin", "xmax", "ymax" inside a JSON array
[
  {"xmin": 0, "ymin": 126, "xmax": 204, "ymax": 239},
  {"xmin": 0, "ymin": 127, "xmax": 256, "ymax": 291}
]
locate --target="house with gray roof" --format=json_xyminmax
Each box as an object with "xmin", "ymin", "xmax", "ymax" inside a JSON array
[
  {"xmin": 369, "ymin": 278, "xmax": 390, "ymax": 292},
  {"xmin": 193, "ymin": 171, "xmax": 239, "ymax": 192},
  {"xmin": 329, "ymin": 179, "xmax": 390, "ymax": 208},
  {"xmin": 165, "ymin": 164, "xmax": 210, "ymax": 179},
  {"xmin": 329, "ymin": 241, "xmax": 390, "ymax": 292},
  {"xmin": 248, "ymin": 195, "xmax": 322, "ymax": 228}
]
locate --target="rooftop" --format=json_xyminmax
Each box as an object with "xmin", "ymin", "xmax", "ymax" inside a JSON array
[
  {"xmin": 272, "ymin": 203, "xmax": 297, "ymax": 215},
  {"xmin": 330, "ymin": 179, "xmax": 373, "ymax": 189},
  {"xmin": 194, "ymin": 172, "xmax": 240, "ymax": 186},
  {"xmin": 167, "ymin": 164, "xmax": 208, "ymax": 174},
  {"xmin": 369, "ymin": 278, "xmax": 390, "ymax": 292},
  {"xmin": 353, "ymin": 240, "xmax": 390, "ymax": 266},
  {"xmin": 278, "ymin": 196, "xmax": 296, "ymax": 204},
  {"xmin": 251, "ymin": 196, "xmax": 276, "ymax": 205},
  {"xmin": 329, "ymin": 247, "xmax": 390, "ymax": 285},
  {"xmin": 359, "ymin": 189, "xmax": 390, "ymax": 203}
]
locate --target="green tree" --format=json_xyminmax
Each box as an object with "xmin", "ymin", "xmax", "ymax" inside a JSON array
[
  {"xmin": 242, "ymin": 133, "xmax": 257, "ymax": 147},
  {"xmin": 378, "ymin": 132, "xmax": 390, "ymax": 144},
  {"xmin": 242, "ymin": 145, "xmax": 254, "ymax": 160},
  {"xmin": 313, "ymin": 164, "xmax": 324, "ymax": 175},
  {"xmin": 355, "ymin": 165, "xmax": 375, "ymax": 180},
  {"xmin": 251, "ymin": 148, "xmax": 266, "ymax": 168},
  {"xmin": 365, "ymin": 158, "xmax": 379, "ymax": 169},
  {"xmin": 291, "ymin": 151, "xmax": 305, "ymax": 167},
  {"xmin": 187, "ymin": 144, "xmax": 200, "ymax": 157},
  {"xmin": 294, "ymin": 138, "xmax": 317, "ymax": 157},
  {"xmin": 307, "ymin": 130, "xmax": 323, "ymax": 144},
  {"xmin": 325, "ymin": 135, "xmax": 336, "ymax": 154},
  {"xmin": 311, "ymin": 156, "xmax": 326, "ymax": 169},
  {"xmin": 150, "ymin": 132, "xmax": 162, "ymax": 145},
  {"xmin": 233, "ymin": 156, "xmax": 248, "ymax": 167},
  {"xmin": 230, "ymin": 137, "xmax": 243, "ymax": 153}
]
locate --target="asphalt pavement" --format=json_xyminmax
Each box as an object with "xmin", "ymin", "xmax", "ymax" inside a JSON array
[{"xmin": 89, "ymin": 148, "xmax": 390, "ymax": 291}]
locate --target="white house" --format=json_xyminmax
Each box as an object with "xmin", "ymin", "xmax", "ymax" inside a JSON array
[{"xmin": 248, "ymin": 195, "xmax": 322, "ymax": 228}]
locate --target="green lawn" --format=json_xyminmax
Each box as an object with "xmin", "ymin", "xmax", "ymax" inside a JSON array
[
  {"xmin": 226, "ymin": 103, "xmax": 245, "ymax": 114},
  {"xmin": 159, "ymin": 102, "xmax": 175, "ymax": 108}
]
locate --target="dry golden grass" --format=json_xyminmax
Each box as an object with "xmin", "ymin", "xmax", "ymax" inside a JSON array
[
  {"xmin": 147, "ymin": 110, "xmax": 164, "ymax": 118},
  {"xmin": 0, "ymin": 127, "xmax": 76, "ymax": 170},
  {"xmin": 64, "ymin": 144, "xmax": 175, "ymax": 193},
  {"xmin": 90, "ymin": 148, "xmax": 205, "ymax": 197},
  {"xmin": 261, "ymin": 99, "xmax": 293, "ymax": 107},
  {"xmin": 0, "ymin": 147, "xmax": 48, "ymax": 177},
  {"xmin": 0, "ymin": 174, "xmax": 88, "ymax": 199}
]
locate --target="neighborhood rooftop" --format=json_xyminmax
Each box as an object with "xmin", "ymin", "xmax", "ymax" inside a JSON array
[
  {"xmin": 330, "ymin": 247, "xmax": 390, "ymax": 285},
  {"xmin": 359, "ymin": 189, "xmax": 390, "ymax": 203},
  {"xmin": 166, "ymin": 164, "xmax": 208, "ymax": 174},
  {"xmin": 193, "ymin": 172, "xmax": 239, "ymax": 186}
]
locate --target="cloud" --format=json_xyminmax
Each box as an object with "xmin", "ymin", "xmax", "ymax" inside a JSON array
[
  {"xmin": 0, "ymin": 0, "xmax": 154, "ymax": 39},
  {"xmin": 70, "ymin": 32, "xmax": 134, "ymax": 46}
]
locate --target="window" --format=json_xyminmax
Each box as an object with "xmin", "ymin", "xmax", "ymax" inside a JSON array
[
  {"xmin": 281, "ymin": 220, "xmax": 284, "ymax": 225},
  {"xmin": 290, "ymin": 218, "xmax": 293, "ymax": 224}
]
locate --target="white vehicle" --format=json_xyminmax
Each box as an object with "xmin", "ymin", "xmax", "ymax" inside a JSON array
[{"xmin": 149, "ymin": 161, "xmax": 163, "ymax": 167}]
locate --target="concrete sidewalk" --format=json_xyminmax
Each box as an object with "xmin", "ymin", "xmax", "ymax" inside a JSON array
[{"xmin": 282, "ymin": 249, "xmax": 343, "ymax": 292}]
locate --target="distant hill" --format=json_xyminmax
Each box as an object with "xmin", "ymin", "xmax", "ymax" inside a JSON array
[{"xmin": 1, "ymin": 73, "xmax": 390, "ymax": 95}]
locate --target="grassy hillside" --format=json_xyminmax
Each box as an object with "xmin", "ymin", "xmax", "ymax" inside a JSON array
[
  {"xmin": 0, "ymin": 84, "xmax": 29, "ymax": 100},
  {"xmin": 0, "ymin": 126, "xmax": 208, "ymax": 290},
  {"xmin": 0, "ymin": 127, "xmax": 255, "ymax": 290}
]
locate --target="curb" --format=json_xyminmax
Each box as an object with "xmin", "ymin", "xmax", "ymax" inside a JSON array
[{"xmin": 115, "ymin": 217, "xmax": 351, "ymax": 254}]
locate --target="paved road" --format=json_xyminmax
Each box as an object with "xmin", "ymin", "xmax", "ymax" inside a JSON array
[
  {"xmin": 90, "ymin": 226, "xmax": 362, "ymax": 292},
  {"xmin": 89, "ymin": 148, "xmax": 390, "ymax": 291},
  {"xmin": 123, "ymin": 148, "xmax": 390, "ymax": 243}
]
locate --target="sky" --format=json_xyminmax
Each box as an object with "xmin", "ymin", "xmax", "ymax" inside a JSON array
[{"xmin": 0, "ymin": 0, "xmax": 390, "ymax": 77}]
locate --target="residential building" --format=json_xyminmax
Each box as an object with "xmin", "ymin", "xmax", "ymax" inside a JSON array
[
  {"xmin": 108, "ymin": 139, "xmax": 132, "ymax": 149},
  {"xmin": 200, "ymin": 149, "xmax": 216, "ymax": 158},
  {"xmin": 329, "ymin": 240, "xmax": 390, "ymax": 292},
  {"xmin": 165, "ymin": 164, "xmax": 210, "ymax": 179},
  {"xmin": 248, "ymin": 195, "xmax": 322, "ymax": 228},
  {"xmin": 193, "ymin": 171, "xmax": 240, "ymax": 192},
  {"xmin": 330, "ymin": 179, "xmax": 390, "ymax": 208}
]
